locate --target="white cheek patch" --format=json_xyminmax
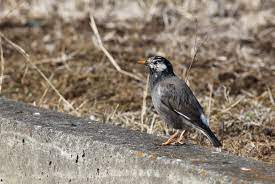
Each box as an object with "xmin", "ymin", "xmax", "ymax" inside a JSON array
[{"xmin": 155, "ymin": 63, "xmax": 167, "ymax": 72}]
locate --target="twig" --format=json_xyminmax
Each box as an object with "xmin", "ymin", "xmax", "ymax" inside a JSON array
[
  {"xmin": 207, "ymin": 83, "xmax": 213, "ymax": 118},
  {"xmin": 33, "ymin": 51, "xmax": 78, "ymax": 65},
  {"xmin": 221, "ymin": 96, "xmax": 244, "ymax": 113},
  {"xmin": 223, "ymin": 86, "xmax": 229, "ymax": 102},
  {"xmin": 267, "ymin": 87, "xmax": 274, "ymax": 105},
  {"xmin": 38, "ymin": 86, "xmax": 50, "ymax": 106},
  {"xmin": 0, "ymin": 37, "xmax": 4, "ymax": 93},
  {"xmin": 21, "ymin": 64, "xmax": 29, "ymax": 84},
  {"xmin": 106, "ymin": 104, "xmax": 120, "ymax": 123},
  {"xmin": 148, "ymin": 114, "xmax": 156, "ymax": 134},
  {"xmin": 185, "ymin": 19, "xmax": 208, "ymax": 82},
  {"xmin": 185, "ymin": 19, "xmax": 198, "ymax": 82},
  {"xmin": 141, "ymin": 75, "xmax": 149, "ymax": 131},
  {"xmin": 89, "ymin": 15, "xmax": 142, "ymax": 82},
  {"xmin": 38, "ymin": 73, "xmax": 54, "ymax": 106},
  {"xmin": 220, "ymin": 121, "xmax": 224, "ymax": 145},
  {"xmin": 75, "ymin": 100, "xmax": 88, "ymax": 112},
  {"xmin": 0, "ymin": 32, "xmax": 77, "ymax": 114}
]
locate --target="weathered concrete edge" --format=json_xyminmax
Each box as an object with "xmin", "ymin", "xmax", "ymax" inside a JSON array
[{"xmin": 0, "ymin": 98, "xmax": 274, "ymax": 184}]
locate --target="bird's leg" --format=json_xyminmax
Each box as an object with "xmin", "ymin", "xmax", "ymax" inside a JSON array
[
  {"xmin": 162, "ymin": 130, "xmax": 179, "ymax": 146},
  {"xmin": 175, "ymin": 130, "xmax": 186, "ymax": 145}
]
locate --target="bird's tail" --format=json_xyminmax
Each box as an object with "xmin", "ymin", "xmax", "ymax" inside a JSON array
[{"xmin": 199, "ymin": 125, "xmax": 222, "ymax": 147}]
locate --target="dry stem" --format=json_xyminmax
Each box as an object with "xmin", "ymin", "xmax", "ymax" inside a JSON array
[
  {"xmin": 89, "ymin": 15, "xmax": 142, "ymax": 82},
  {"xmin": 221, "ymin": 96, "xmax": 244, "ymax": 113},
  {"xmin": 0, "ymin": 37, "xmax": 4, "ymax": 93},
  {"xmin": 141, "ymin": 75, "xmax": 149, "ymax": 131},
  {"xmin": 33, "ymin": 51, "xmax": 78, "ymax": 65},
  {"xmin": 207, "ymin": 83, "xmax": 213, "ymax": 118},
  {"xmin": 185, "ymin": 19, "xmax": 208, "ymax": 82}
]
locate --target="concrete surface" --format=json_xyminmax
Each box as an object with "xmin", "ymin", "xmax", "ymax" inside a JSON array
[{"xmin": 0, "ymin": 98, "xmax": 274, "ymax": 184}]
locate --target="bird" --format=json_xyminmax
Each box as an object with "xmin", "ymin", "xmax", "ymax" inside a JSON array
[{"xmin": 138, "ymin": 56, "xmax": 222, "ymax": 147}]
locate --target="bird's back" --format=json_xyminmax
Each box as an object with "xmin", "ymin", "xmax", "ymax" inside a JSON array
[{"xmin": 151, "ymin": 76, "xmax": 205, "ymax": 129}]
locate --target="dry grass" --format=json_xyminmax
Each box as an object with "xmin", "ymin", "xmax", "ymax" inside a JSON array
[
  {"xmin": 0, "ymin": 37, "xmax": 4, "ymax": 93},
  {"xmin": 0, "ymin": 0, "xmax": 274, "ymax": 163}
]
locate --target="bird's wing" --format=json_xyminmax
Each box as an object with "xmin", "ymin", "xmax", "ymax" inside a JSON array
[
  {"xmin": 159, "ymin": 78, "xmax": 209, "ymax": 128},
  {"xmin": 158, "ymin": 78, "xmax": 222, "ymax": 147}
]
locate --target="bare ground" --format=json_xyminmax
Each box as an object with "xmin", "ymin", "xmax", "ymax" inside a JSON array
[{"xmin": 0, "ymin": 0, "xmax": 274, "ymax": 163}]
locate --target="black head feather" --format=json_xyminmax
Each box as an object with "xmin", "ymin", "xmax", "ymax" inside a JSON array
[
  {"xmin": 146, "ymin": 56, "xmax": 174, "ymax": 75},
  {"xmin": 145, "ymin": 56, "xmax": 175, "ymax": 89}
]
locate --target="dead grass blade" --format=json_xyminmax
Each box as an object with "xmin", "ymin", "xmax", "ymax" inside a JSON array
[
  {"xmin": 33, "ymin": 51, "xmax": 78, "ymax": 65},
  {"xmin": 185, "ymin": 19, "xmax": 198, "ymax": 82},
  {"xmin": 89, "ymin": 15, "xmax": 143, "ymax": 82},
  {"xmin": 148, "ymin": 114, "xmax": 156, "ymax": 134},
  {"xmin": 141, "ymin": 75, "xmax": 149, "ymax": 131},
  {"xmin": 185, "ymin": 19, "xmax": 208, "ymax": 82},
  {"xmin": 221, "ymin": 96, "xmax": 244, "ymax": 113},
  {"xmin": 267, "ymin": 87, "xmax": 274, "ymax": 105},
  {"xmin": 207, "ymin": 83, "xmax": 213, "ymax": 118},
  {"xmin": 0, "ymin": 37, "xmax": 4, "ymax": 93}
]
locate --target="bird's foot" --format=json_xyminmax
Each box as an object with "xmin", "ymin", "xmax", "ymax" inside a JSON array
[
  {"xmin": 161, "ymin": 131, "xmax": 179, "ymax": 146},
  {"xmin": 174, "ymin": 130, "xmax": 186, "ymax": 145}
]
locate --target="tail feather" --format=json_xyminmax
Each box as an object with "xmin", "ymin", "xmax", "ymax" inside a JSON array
[{"xmin": 199, "ymin": 125, "xmax": 222, "ymax": 147}]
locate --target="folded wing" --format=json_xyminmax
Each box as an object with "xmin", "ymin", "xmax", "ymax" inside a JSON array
[{"xmin": 159, "ymin": 78, "xmax": 222, "ymax": 147}]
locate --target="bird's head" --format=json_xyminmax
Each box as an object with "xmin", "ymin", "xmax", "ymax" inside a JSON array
[{"xmin": 138, "ymin": 56, "xmax": 174, "ymax": 75}]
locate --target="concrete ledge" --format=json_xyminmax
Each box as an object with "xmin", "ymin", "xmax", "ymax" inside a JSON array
[{"xmin": 0, "ymin": 98, "xmax": 274, "ymax": 184}]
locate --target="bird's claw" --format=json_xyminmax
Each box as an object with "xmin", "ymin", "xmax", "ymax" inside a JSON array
[{"xmin": 161, "ymin": 130, "xmax": 186, "ymax": 146}]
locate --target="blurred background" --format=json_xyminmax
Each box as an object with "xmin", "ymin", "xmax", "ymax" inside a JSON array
[{"xmin": 0, "ymin": 0, "xmax": 274, "ymax": 162}]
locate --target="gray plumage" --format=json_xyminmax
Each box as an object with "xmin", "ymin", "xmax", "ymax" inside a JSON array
[{"xmin": 144, "ymin": 56, "xmax": 222, "ymax": 147}]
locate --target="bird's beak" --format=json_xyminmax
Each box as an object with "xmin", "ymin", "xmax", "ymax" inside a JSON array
[{"xmin": 137, "ymin": 60, "xmax": 146, "ymax": 65}]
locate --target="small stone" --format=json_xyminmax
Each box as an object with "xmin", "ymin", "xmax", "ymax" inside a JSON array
[
  {"xmin": 71, "ymin": 122, "xmax": 81, "ymax": 127},
  {"xmin": 240, "ymin": 167, "xmax": 251, "ymax": 171},
  {"xmin": 89, "ymin": 115, "xmax": 97, "ymax": 121},
  {"xmin": 33, "ymin": 112, "xmax": 40, "ymax": 116}
]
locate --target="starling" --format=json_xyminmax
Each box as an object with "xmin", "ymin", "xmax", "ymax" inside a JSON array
[{"xmin": 138, "ymin": 56, "xmax": 222, "ymax": 147}]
